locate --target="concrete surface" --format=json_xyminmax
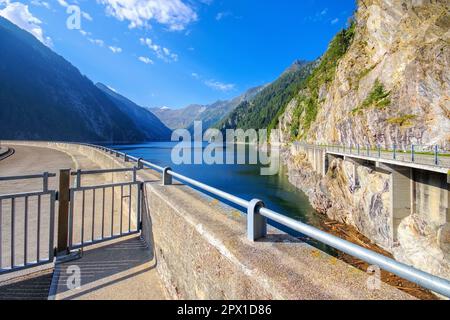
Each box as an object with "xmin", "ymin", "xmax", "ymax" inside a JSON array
[
  {"xmin": 0, "ymin": 142, "xmax": 165, "ymax": 300},
  {"xmin": 51, "ymin": 235, "xmax": 165, "ymax": 300}
]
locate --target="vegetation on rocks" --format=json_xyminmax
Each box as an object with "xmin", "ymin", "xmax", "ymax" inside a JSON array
[
  {"xmin": 351, "ymin": 79, "xmax": 391, "ymax": 115},
  {"xmin": 386, "ymin": 114, "xmax": 416, "ymax": 128},
  {"xmin": 216, "ymin": 60, "xmax": 316, "ymax": 133},
  {"xmin": 290, "ymin": 22, "xmax": 356, "ymax": 139}
]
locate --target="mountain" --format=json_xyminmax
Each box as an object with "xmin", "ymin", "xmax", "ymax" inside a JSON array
[
  {"xmin": 0, "ymin": 17, "xmax": 169, "ymax": 142},
  {"xmin": 150, "ymin": 104, "xmax": 207, "ymax": 130},
  {"xmin": 216, "ymin": 60, "xmax": 317, "ymax": 133},
  {"xmin": 149, "ymin": 85, "xmax": 265, "ymax": 131},
  {"xmin": 96, "ymin": 83, "xmax": 171, "ymax": 140},
  {"xmin": 274, "ymin": 0, "xmax": 450, "ymax": 147}
]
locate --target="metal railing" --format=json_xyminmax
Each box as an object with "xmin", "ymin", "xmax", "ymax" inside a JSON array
[
  {"xmin": 68, "ymin": 168, "xmax": 142, "ymax": 250},
  {"xmin": 297, "ymin": 142, "xmax": 450, "ymax": 168},
  {"xmin": 0, "ymin": 173, "xmax": 56, "ymax": 274},
  {"xmin": 83, "ymin": 143, "xmax": 450, "ymax": 298}
]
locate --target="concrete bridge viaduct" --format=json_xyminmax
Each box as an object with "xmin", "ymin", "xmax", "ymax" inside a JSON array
[{"xmin": 293, "ymin": 143, "xmax": 450, "ymax": 247}]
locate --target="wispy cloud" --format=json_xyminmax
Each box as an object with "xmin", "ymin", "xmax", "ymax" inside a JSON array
[
  {"xmin": 140, "ymin": 37, "xmax": 178, "ymax": 62},
  {"xmin": 138, "ymin": 56, "xmax": 154, "ymax": 65},
  {"xmin": 98, "ymin": 0, "xmax": 197, "ymax": 31},
  {"xmin": 56, "ymin": 0, "xmax": 93, "ymax": 22},
  {"xmin": 204, "ymin": 79, "xmax": 235, "ymax": 92},
  {"xmin": 215, "ymin": 11, "xmax": 231, "ymax": 21},
  {"xmin": 331, "ymin": 18, "xmax": 339, "ymax": 25},
  {"xmin": 109, "ymin": 46, "xmax": 122, "ymax": 53},
  {"xmin": 30, "ymin": 0, "xmax": 51, "ymax": 10},
  {"xmin": 88, "ymin": 38, "xmax": 104, "ymax": 47},
  {"xmin": 0, "ymin": 1, "xmax": 52, "ymax": 46}
]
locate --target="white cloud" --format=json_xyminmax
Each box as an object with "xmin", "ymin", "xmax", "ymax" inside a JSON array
[
  {"xmin": 215, "ymin": 11, "xmax": 231, "ymax": 21},
  {"xmin": 139, "ymin": 37, "xmax": 178, "ymax": 62},
  {"xmin": 79, "ymin": 29, "xmax": 91, "ymax": 36},
  {"xmin": 191, "ymin": 72, "xmax": 199, "ymax": 79},
  {"xmin": 88, "ymin": 38, "xmax": 104, "ymax": 46},
  {"xmin": 31, "ymin": 0, "xmax": 51, "ymax": 9},
  {"xmin": 138, "ymin": 56, "xmax": 154, "ymax": 64},
  {"xmin": 109, "ymin": 45, "xmax": 122, "ymax": 53},
  {"xmin": 82, "ymin": 11, "xmax": 93, "ymax": 21},
  {"xmin": 331, "ymin": 18, "xmax": 339, "ymax": 25},
  {"xmin": 56, "ymin": 0, "xmax": 93, "ymax": 22},
  {"xmin": 0, "ymin": 1, "xmax": 52, "ymax": 46},
  {"xmin": 204, "ymin": 80, "xmax": 235, "ymax": 92},
  {"xmin": 97, "ymin": 0, "xmax": 197, "ymax": 31},
  {"xmin": 320, "ymin": 8, "xmax": 328, "ymax": 16}
]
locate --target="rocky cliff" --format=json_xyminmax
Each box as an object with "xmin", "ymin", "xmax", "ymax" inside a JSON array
[
  {"xmin": 276, "ymin": 0, "xmax": 450, "ymax": 148},
  {"xmin": 273, "ymin": 0, "xmax": 450, "ymax": 287}
]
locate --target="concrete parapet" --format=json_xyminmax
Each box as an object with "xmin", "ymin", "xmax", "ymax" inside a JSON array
[{"xmin": 139, "ymin": 172, "xmax": 412, "ymax": 300}]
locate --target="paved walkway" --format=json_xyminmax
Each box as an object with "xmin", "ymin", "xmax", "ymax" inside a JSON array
[
  {"xmin": 51, "ymin": 235, "xmax": 165, "ymax": 300},
  {"xmin": 0, "ymin": 144, "xmax": 165, "ymax": 300}
]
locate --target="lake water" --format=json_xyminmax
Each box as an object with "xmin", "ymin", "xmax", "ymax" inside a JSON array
[{"xmin": 109, "ymin": 142, "xmax": 335, "ymax": 254}]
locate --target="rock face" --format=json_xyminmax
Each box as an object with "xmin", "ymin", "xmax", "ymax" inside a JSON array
[
  {"xmin": 271, "ymin": 0, "xmax": 450, "ymax": 282},
  {"xmin": 283, "ymin": 145, "xmax": 450, "ymax": 282},
  {"xmin": 277, "ymin": 0, "xmax": 450, "ymax": 148}
]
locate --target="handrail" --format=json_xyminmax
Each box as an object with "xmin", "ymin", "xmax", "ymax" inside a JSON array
[
  {"xmin": 79, "ymin": 143, "xmax": 450, "ymax": 297},
  {"xmin": 0, "ymin": 173, "xmax": 56, "ymax": 181}
]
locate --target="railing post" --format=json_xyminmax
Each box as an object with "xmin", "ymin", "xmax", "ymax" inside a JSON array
[
  {"xmin": 162, "ymin": 167, "xmax": 172, "ymax": 186},
  {"xmin": 76, "ymin": 169, "xmax": 81, "ymax": 188},
  {"xmin": 393, "ymin": 145, "xmax": 397, "ymax": 160},
  {"xmin": 43, "ymin": 172, "xmax": 49, "ymax": 192},
  {"xmin": 411, "ymin": 145, "xmax": 415, "ymax": 162},
  {"xmin": 137, "ymin": 158, "xmax": 144, "ymax": 169},
  {"xmin": 367, "ymin": 145, "xmax": 370, "ymax": 157},
  {"xmin": 435, "ymin": 145, "xmax": 439, "ymax": 165},
  {"xmin": 378, "ymin": 145, "xmax": 381, "ymax": 158},
  {"xmin": 57, "ymin": 169, "xmax": 70, "ymax": 255},
  {"xmin": 357, "ymin": 144, "xmax": 360, "ymax": 155},
  {"xmin": 247, "ymin": 199, "xmax": 267, "ymax": 241}
]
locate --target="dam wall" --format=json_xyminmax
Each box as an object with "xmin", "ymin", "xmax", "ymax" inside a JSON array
[{"xmin": 0, "ymin": 141, "xmax": 413, "ymax": 300}]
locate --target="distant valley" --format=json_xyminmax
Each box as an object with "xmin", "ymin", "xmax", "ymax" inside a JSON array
[{"xmin": 149, "ymin": 85, "xmax": 265, "ymax": 132}]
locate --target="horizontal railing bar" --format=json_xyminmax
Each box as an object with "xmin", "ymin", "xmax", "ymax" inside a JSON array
[
  {"xmin": 0, "ymin": 173, "xmax": 56, "ymax": 181},
  {"xmin": 70, "ymin": 231, "xmax": 140, "ymax": 250},
  {"xmin": 0, "ymin": 259, "xmax": 54, "ymax": 276},
  {"xmin": 140, "ymin": 159, "xmax": 165, "ymax": 172},
  {"xmin": 70, "ymin": 168, "xmax": 136, "ymax": 176},
  {"xmin": 0, "ymin": 190, "xmax": 54, "ymax": 200},
  {"xmin": 168, "ymin": 170, "xmax": 250, "ymax": 209},
  {"xmin": 259, "ymin": 207, "xmax": 450, "ymax": 298},
  {"xmin": 72, "ymin": 181, "xmax": 140, "ymax": 192}
]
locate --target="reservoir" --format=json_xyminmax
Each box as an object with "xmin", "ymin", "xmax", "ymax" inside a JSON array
[{"xmin": 109, "ymin": 142, "xmax": 335, "ymax": 254}]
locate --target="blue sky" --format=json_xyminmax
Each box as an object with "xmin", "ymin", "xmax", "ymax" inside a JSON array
[{"xmin": 0, "ymin": 0, "xmax": 356, "ymax": 109}]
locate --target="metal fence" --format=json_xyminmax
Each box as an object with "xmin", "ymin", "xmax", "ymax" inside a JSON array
[
  {"xmin": 84, "ymin": 143, "xmax": 450, "ymax": 298},
  {"xmin": 68, "ymin": 168, "xmax": 142, "ymax": 250},
  {"xmin": 0, "ymin": 173, "xmax": 56, "ymax": 274},
  {"xmin": 310, "ymin": 143, "xmax": 450, "ymax": 168}
]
